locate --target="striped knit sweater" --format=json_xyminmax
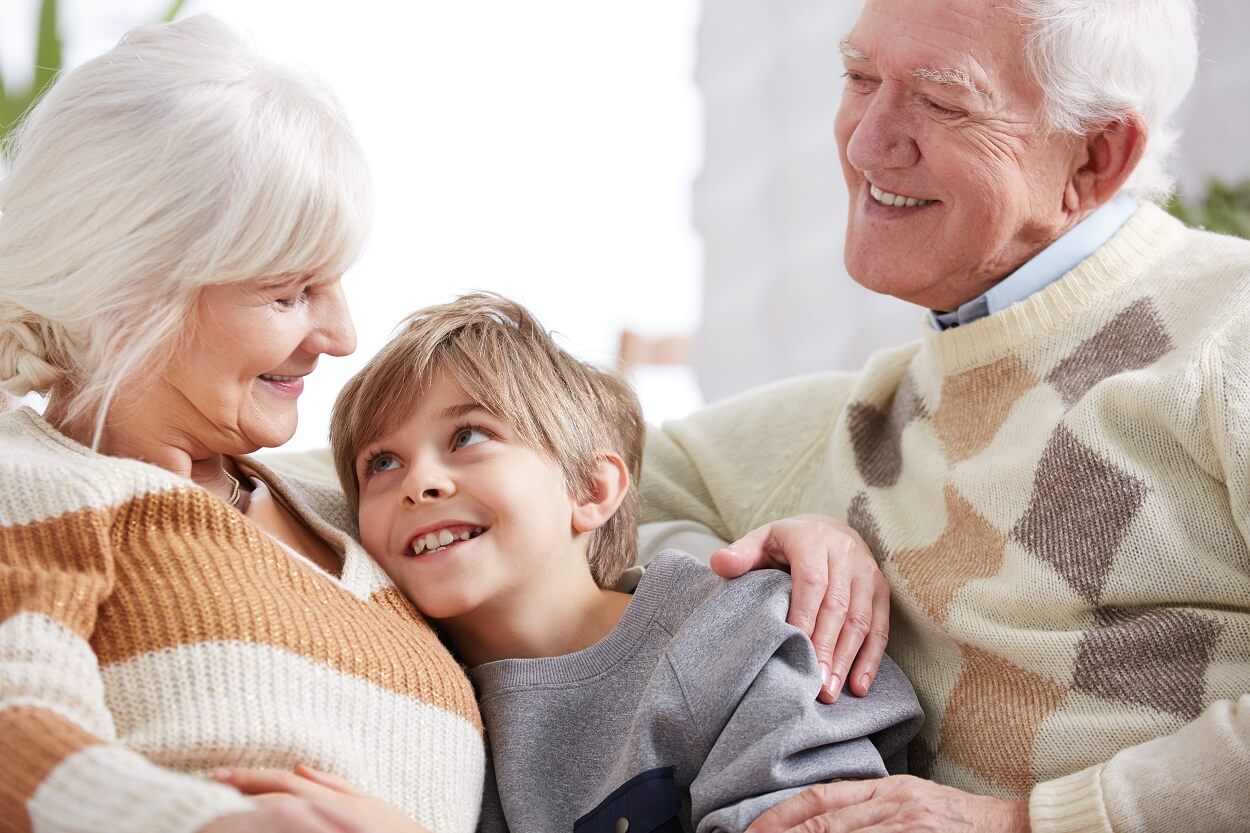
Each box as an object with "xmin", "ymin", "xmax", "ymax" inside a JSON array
[
  {"xmin": 641, "ymin": 203, "xmax": 1250, "ymax": 833},
  {"xmin": 0, "ymin": 408, "xmax": 484, "ymax": 833}
]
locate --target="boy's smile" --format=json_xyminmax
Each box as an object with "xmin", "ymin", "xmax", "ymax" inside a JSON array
[
  {"xmin": 404, "ymin": 523, "xmax": 486, "ymax": 557},
  {"xmin": 354, "ymin": 370, "xmax": 586, "ymax": 627}
]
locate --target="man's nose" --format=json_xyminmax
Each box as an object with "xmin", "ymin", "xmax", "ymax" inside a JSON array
[{"xmin": 845, "ymin": 86, "xmax": 921, "ymax": 171}]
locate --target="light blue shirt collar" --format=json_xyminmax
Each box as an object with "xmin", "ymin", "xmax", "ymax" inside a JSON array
[{"xmin": 930, "ymin": 193, "xmax": 1138, "ymax": 330}]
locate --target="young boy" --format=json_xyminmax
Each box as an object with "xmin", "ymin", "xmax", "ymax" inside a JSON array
[{"xmin": 330, "ymin": 293, "xmax": 922, "ymax": 833}]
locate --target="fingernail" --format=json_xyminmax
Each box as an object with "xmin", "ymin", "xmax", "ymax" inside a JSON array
[
  {"xmin": 860, "ymin": 672, "xmax": 873, "ymax": 691},
  {"xmin": 212, "ymin": 768, "xmax": 231, "ymax": 781},
  {"xmin": 819, "ymin": 663, "xmax": 831, "ymax": 689}
]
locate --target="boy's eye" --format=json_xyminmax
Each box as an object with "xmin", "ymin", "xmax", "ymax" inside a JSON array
[
  {"xmin": 366, "ymin": 452, "xmax": 401, "ymax": 475},
  {"xmin": 452, "ymin": 427, "xmax": 490, "ymax": 450}
]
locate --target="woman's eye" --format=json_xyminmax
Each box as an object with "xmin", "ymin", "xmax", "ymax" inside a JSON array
[
  {"xmin": 452, "ymin": 427, "xmax": 490, "ymax": 450},
  {"xmin": 366, "ymin": 453, "xmax": 400, "ymax": 475},
  {"xmin": 275, "ymin": 288, "xmax": 311, "ymax": 309}
]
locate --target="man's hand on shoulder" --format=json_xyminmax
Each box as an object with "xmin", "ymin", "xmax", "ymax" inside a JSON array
[{"xmin": 709, "ymin": 513, "xmax": 890, "ymax": 704}]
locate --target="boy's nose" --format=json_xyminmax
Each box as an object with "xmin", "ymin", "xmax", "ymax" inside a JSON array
[{"xmin": 401, "ymin": 467, "xmax": 455, "ymax": 505}]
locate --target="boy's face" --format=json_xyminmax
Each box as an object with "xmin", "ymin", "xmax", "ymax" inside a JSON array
[{"xmin": 354, "ymin": 371, "xmax": 580, "ymax": 621}]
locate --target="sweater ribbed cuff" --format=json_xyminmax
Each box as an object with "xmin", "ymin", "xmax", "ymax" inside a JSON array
[{"xmin": 1029, "ymin": 765, "xmax": 1112, "ymax": 833}]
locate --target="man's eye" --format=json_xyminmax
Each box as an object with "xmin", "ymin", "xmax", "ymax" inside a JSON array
[
  {"xmin": 452, "ymin": 427, "xmax": 491, "ymax": 450},
  {"xmin": 842, "ymin": 71, "xmax": 875, "ymax": 90},
  {"xmin": 926, "ymin": 99, "xmax": 960, "ymax": 116}
]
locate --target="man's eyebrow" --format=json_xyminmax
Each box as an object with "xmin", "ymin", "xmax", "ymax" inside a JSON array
[
  {"xmin": 911, "ymin": 67, "xmax": 990, "ymax": 103},
  {"xmin": 839, "ymin": 39, "xmax": 867, "ymax": 61}
]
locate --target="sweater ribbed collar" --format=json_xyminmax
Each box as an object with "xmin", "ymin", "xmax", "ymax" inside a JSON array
[{"xmin": 920, "ymin": 203, "xmax": 1185, "ymax": 376}]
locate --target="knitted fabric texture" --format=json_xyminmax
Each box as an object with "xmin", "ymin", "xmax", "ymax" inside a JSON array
[
  {"xmin": 642, "ymin": 204, "xmax": 1250, "ymax": 833},
  {"xmin": 0, "ymin": 409, "xmax": 484, "ymax": 833}
]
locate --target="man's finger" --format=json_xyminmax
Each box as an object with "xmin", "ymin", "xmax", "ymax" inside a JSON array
[
  {"xmin": 709, "ymin": 522, "xmax": 784, "ymax": 579},
  {"xmin": 783, "ymin": 531, "xmax": 830, "ymax": 639},
  {"xmin": 746, "ymin": 781, "xmax": 879, "ymax": 833},
  {"xmin": 822, "ymin": 562, "xmax": 875, "ymax": 702},
  {"xmin": 846, "ymin": 580, "xmax": 890, "ymax": 697}
]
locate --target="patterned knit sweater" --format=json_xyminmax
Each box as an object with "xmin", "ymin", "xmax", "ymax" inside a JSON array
[
  {"xmin": 641, "ymin": 204, "xmax": 1250, "ymax": 833},
  {"xmin": 0, "ymin": 408, "xmax": 484, "ymax": 833}
]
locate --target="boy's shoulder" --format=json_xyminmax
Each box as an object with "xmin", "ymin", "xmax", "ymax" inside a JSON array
[{"xmin": 640, "ymin": 550, "xmax": 796, "ymax": 657}]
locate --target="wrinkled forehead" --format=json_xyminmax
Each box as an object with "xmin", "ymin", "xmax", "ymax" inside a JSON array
[{"xmin": 844, "ymin": 0, "xmax": 1042, "ymax": 111}]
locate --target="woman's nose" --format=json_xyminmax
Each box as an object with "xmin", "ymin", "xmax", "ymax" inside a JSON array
[{"xmin": 306, "ymin": 280, "xmax": 357, "ymax": 358}]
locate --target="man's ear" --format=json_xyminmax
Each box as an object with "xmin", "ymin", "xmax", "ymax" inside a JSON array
[
  {"xmin": 1066, "ymin": 112, "xmax": 1148, "ymax": 212},
  {"xmin": 571, "ymin": 452, "xmax": 630, "ymax": 534}
]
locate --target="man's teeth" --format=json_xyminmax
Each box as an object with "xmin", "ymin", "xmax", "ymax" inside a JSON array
[
  {"xmin": 409, "ymin": 526, "xmax": 484, "ymax": 556},
  {"xmin": 870, "ymin": 184, "xmax": 935, "ymax": 207}
]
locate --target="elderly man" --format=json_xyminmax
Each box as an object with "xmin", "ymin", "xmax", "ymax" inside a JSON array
[{"xmin": 642, "ymin": 0, "xmax": 1249, "ymax": 831}]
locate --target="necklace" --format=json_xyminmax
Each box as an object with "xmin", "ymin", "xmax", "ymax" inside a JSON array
[{"xmin": 223, "ymin": 470, "xmax": 242, "ymax": 508}]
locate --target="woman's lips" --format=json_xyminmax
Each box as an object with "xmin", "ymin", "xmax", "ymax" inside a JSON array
[{"xmin": 258, "ymin": 373, "xmax": 305, "ymax": 398}]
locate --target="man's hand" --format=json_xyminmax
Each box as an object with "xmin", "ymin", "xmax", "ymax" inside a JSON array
[
  {"xmin": 710, "ymin": 513, "xmax": 889, "ymax": 703},
  {"xmin": 210, "ymin": 765, "xmax": 432, "ymax": 833},
  {"xmin": 745, "ymin": 775, "xmax": 1030, "ymax": 833}
]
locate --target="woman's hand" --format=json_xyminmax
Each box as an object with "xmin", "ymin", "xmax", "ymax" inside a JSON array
[
  {"xmin": 744, "ymin": 775, "xmax": 1030, "ymax": 833},
  {"xmin": 210, "ymin": 765, "xmax": 432, "ymax": 833},
  {"xmin": 709, "ymin": 513, "xmax": 889, "ymax": 703}
]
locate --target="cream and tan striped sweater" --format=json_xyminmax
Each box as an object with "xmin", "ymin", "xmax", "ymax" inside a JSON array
[
  {"xmin": 0, "ymin": 408, "xmax": 484, "ymax": 833},
  {"xmin": 642, "ymin": 204, "xmax": 1250, "ymax": 833}
]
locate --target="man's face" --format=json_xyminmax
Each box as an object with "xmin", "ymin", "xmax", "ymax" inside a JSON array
[{"xmin": 836, "ymin": 0, "xmax": 1083, "ymax": 311}]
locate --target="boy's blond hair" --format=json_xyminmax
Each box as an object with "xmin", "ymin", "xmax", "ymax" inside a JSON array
[{"xmin": 331, "ymin": 292, "xmax": 644, "ymax": 587}]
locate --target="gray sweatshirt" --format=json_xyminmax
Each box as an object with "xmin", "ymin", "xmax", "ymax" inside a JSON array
[{"xmin": 472, "ymin": 552, "xmax": 924, "ymax": 833}]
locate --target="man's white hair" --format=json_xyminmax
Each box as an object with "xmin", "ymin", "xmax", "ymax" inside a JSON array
[
  {"xmin": 1015, "ymin": 0, "xmax": 1199, "ymax": 202},
  {"xmin": 0, "ymin": 15, "xmax": 372, "ymax": 441}
]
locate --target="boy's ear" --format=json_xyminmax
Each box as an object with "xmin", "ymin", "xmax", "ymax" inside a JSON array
[{"xmin": 571, "ymin": 452, "xmax": 630, "ymax": 534}]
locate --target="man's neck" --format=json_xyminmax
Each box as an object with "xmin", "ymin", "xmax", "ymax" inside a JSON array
[{"xmin": 438, "ymin": 565, "xmax": 633, "ymax": 667}]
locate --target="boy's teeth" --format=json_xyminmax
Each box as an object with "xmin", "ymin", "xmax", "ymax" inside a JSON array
[{"xmin": 408, "ymin": 526, "xmax": 486, "ymax": 557}]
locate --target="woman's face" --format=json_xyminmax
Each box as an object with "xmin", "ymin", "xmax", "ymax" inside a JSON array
[{"xmin": 140, "ymin": 275, "xmax": 356, "ymax": 455}]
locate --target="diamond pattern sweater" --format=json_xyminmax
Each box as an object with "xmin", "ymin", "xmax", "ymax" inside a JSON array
[
  {"xmin": 641, "ymin": 204, "xmax": 1250, "ymax": 833},
  {"xmin": 0, "ymin": 408, "xmax": 484, "ymax": 833}
]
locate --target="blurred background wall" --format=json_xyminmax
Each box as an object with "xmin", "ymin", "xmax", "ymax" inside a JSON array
[{"xmin": 2, "ymin": 1, "xmax": 1248, "ymax": 435}]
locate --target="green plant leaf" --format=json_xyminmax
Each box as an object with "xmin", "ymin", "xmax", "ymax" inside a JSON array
[
  {"xmin": 163, "ymin": 0, "xmax": 190, "ymax": 23},
  {"xmin": 33, "ymin": 0, "xmax": 64, "ymax": 98}
]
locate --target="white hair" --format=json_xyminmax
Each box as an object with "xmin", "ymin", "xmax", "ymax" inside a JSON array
[
  {"xmin": 1014, "ymin": 0, "xmax": 1199, "ymax": 202},
  {"xmin": 0, "ymin": 14, "xmax": 372, "ymax": 441}
]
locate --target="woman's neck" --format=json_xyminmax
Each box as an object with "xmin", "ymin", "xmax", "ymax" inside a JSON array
[{"xmin": 44, "ymin": 391, "xmax": 241, "ymax": 503}]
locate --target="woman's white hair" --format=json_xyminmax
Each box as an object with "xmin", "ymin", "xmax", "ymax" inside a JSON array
[
  {"xmin": 0, "ymin": 14, "xmax": 372, "ymax": 441},
  {"xmin": 1015, "ymin": 0, "xmax": 1199, "ymax": 202}
]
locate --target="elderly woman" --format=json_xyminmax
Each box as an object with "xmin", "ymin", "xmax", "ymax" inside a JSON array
[
  {"xmin": 0, "ymin": 16, "xmax": 483, "ymax": 833},
  {"xmin": 0, "ymin": 15, "xmax": 890, "ymax": 833}
]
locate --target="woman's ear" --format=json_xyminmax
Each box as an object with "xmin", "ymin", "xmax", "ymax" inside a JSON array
[{"xmin": 571, "ymin": 452, "xmax": 630, "ymax": 534}]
